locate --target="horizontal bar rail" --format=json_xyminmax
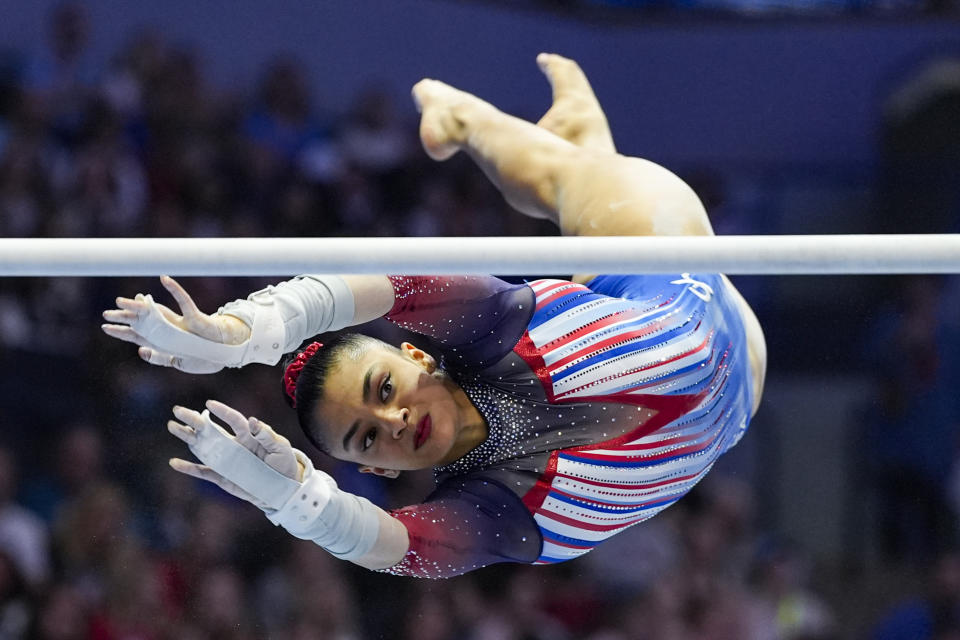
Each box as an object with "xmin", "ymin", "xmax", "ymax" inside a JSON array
[{"xmin": 0, "ymin": 235, "xmax": 958, "ymax": 276}]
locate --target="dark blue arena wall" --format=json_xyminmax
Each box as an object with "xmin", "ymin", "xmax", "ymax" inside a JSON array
[{"xmin": 0, "ymin": 0, "xmax": 956, "ymax": 169}]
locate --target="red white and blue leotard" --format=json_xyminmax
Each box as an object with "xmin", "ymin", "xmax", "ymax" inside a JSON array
[{"xmin": 379, "ymin": 274, "xmax": 754, "ymax": 578}]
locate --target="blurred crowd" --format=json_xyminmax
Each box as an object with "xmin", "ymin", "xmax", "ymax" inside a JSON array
[{"xmin": 1, "ymin": 3, "xmax": 959, "ymax": 639}]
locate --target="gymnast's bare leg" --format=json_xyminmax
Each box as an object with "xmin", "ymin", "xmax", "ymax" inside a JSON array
[
  {"xmin": 414, "ymin": 58, "xmax": 713, "ymax": 239},
  {"xmin": 413, "ymin": 53, "xmax": 766, "ymax": 413},
  {"xmin": 533, "ymin": 53, "xmax": 616, "ymax": 155}
]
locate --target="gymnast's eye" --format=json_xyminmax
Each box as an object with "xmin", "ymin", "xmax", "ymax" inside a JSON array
[
  {"xmin": 379, "ymin": 374, "xmax": 392, "ymax": 403},
  {"xmin": 362, "ymin": 428, "xmax": 377, "ymax": 451}
]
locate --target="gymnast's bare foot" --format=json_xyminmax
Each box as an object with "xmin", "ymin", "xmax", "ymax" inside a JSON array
[
  {"xmin": 535, "ymin": 53, "xmax": 615, "ymax": 153},
  {"xmin": 412, "ymin": 79, "xmax": 499, "ymax": 161}
]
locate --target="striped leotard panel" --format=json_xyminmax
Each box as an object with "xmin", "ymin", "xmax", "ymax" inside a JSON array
[{"xmin": 517, "ymin": 275, "xmax": 752, "ymax": 564}]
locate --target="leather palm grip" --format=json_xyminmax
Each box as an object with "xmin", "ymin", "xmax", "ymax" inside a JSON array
[
  {"xmin": 130, "ymin": 294, "xmax": 284, "ymax": 367},
  {"xmin": 189, "ymin": 410, "xmax": 301, "ymax": 509}
]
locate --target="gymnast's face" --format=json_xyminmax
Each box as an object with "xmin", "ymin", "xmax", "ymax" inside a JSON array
[{"xmin": 315, "ymin": 342, "xmax": 480, "ymax": 475}]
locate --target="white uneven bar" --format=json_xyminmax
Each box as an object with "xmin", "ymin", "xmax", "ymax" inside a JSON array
[{"xmin": 0, "ymin": 235, "xmax": 958, "ymax": 276}]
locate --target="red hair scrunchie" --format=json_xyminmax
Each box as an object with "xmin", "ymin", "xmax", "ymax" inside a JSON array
[{"xmin": 284, "ymin": 341, "xmax": 323, "ymax": 408}]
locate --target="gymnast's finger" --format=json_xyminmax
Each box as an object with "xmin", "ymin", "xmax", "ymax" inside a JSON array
[
  {"xmin": 114, "ymin": 296, "xmax": 148, "ymax": 313},
  {"xmin": 171, "ymin": 352, "xmax": 223, "ymax": 374},
  {"xmin": 138, "ymin": 347, "xmax": 184, "ymax": 369},
  {"xmin": 205, "ymin": 399, "xmax": 249, "ymax": 437},
  {"xmin": 152, "ymin": 301, "xmax": 184, "ymax": 326},
  {"xmin": 136, "ymin": 348, "xmax": 221, "ymax": 374},
  {"xmin": 110, "ymin": 297, "xmax": 188, "ymax": 336},
  {"xmin": 171, "ymin": 407, "xmax": 235, "ymax": 443},
  {"xmin": 101, "ymin": 324, "xmax": 148, "ymax": 345},
  {"xmin": 101, "ymin": 309, "xmax": 139, "ymax": 325},
  {"xmin": 161, "ymin": 276, "xmax": 202, "ymax": 318},
  {"xmin": 169, "ymin": 459, "xmax": 267, "ymax": 508},
  {"xmin": 169, "ymin": 459, "xmax": 223, "ymax": 484},
  {"xmin": 250, "ymin": 417, "xmax": 292, "ymax": 452},
  {"xmin": 171, "ymin": 405, "xmax": 205, "ymax": 431},
  {"xmin": 166, "ymin": 420, "xmax": 198, "ymax": 445},
  {"xmin": 172, "ymin": 405, "xmax": 235, "ymax": 444}
]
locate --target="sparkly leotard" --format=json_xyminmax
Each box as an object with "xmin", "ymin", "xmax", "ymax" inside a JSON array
[{"xmin": 379, "ymin": 275, "xmax": 754, "ymax": 578}]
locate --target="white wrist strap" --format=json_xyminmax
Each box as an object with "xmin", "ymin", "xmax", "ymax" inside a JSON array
[
  {"xmin": 266, "ymin": 464, "xmax": 381, "ymax": 561},
  {"xmin": 131, "ymin": 295, "xmax": 284, "ymax": 368},
  {"xmin": 189, "ymin": 410, "xmax": 301, "ymax": 509},
  {"xmin": 243, "ymin": 295, "xmax": 288, "ymax": 365},
  {"xmin": 218, "ymin": 275, "xmax": 356, "ymax": 365}
]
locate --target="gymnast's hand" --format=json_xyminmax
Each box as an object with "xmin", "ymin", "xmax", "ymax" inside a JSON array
[
  {"xmin": 170, "ymin": 400, "xmax": 396, "ymax": 567},
  {"xmin": 167, "ymin": 400, "xmax": 306, "ymax": 510},
  {"xmin": 101, "ymin": 276, "xmax": 252, "ymax": 374}
]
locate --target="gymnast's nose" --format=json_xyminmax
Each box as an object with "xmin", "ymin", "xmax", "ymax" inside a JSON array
[{"xmin": 386, "ymin": 407, "xmax": 409, "ymax": 438}]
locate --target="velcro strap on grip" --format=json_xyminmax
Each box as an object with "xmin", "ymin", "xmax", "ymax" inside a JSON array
[
  {"xmin": 266, "ymin": 465, "xmax": 337, "ymax": 533},
  {"xmin": 243, "ymin": 298, "xmax": 286, "ymax": 365},
  {"xmin": 266, "ymin": 465, "xmax": 380, "ymax": 561}
]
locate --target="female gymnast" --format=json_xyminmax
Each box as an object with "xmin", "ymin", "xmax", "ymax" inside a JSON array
[{"xmin": 102, "ymin": 54, "xmax": 767, "ymax": 578}]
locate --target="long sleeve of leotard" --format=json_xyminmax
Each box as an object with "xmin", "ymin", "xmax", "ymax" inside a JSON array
[
  {"xmin": 381, "ymin": 474, "xmax": 541, "ymax": 579},
  {"xmin": 215, "ymin": 275, "xmax": 532, "ymax": 365},
  {"xmin": 384, "ymin": 276, "xmax": 534, "ymax": 367},
  {"xmin": 216, "ymin": 275, "xmax": 355, "ymax": 356}
]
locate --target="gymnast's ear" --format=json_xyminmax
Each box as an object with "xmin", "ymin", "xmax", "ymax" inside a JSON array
[
  {"xmin": 358, "ymin": 465, "xmax": 400, "ymax": 479},
  {"xmin": 399, "ymin": 341, "xmax": 436, "ymax": 373}
]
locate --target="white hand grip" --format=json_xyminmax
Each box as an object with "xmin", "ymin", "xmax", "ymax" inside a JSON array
[{"xmin": 189, "ymin": 410, "xmax": 301, "ymax": 509}]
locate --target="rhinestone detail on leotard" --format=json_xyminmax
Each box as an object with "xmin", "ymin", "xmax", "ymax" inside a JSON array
[{"xmin": 434, "ymin": 374, "xmax": 537, "ymax": 478}]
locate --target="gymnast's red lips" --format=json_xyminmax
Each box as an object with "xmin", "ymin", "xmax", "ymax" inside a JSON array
[{"xmin": 414, "ymin": 415, "xmax": 431, "ymax": 450}]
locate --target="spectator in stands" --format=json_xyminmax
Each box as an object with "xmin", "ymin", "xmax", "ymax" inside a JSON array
[
  {"xmin": 339, "ymin": 87, "xmax": 416, "ymax": 211},
  {"xmin": 29, "ymin": 584, "xmax": 89, "ymax": 640},
  {"xmin": 872, "ymin": 550, "xmax": 960, "ymax": 640},
  {"xmin": 860, "ymin": 276, "xmax": 959, "ymax": 562},
  {"xmin": 749, "ymin": 538, "xmax": 835, "ymax": 640},
  {"xmin": 0, "ymin": 446, "xmax": 49, "ymax": 589},
  {"xmin": 24, "ymin": 423, "xmax": 104, "ymax": 524},
  {"xmin": 242, "ymin": 57, "xmax": 335, "ymax": 195},
  {"xmin": 22, "ymin": 2, "xmax": 97, "ymax": 147},
  {"xmin": 0, "ymin": 550, "xmax": 32, "ymax": 639}
]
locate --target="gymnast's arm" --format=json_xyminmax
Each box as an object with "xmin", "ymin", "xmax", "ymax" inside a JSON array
[
  {"xmin": 102, "ymin": 273, "xmax": 531, "ymax": 373},
  {"xmin": 167, "ymin": 400, "xmax": 539, "ymax": 577},
  {"xmin": 380, "ymin": 475, "xmax": 542, "ymax": 577},
  {"xmin": 295, "ymin": 473, "xmax": 541, "ymax": 576},
  {"xmin": 102, "ymin": 274, "xmax": 395, "ymax": 373}
]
